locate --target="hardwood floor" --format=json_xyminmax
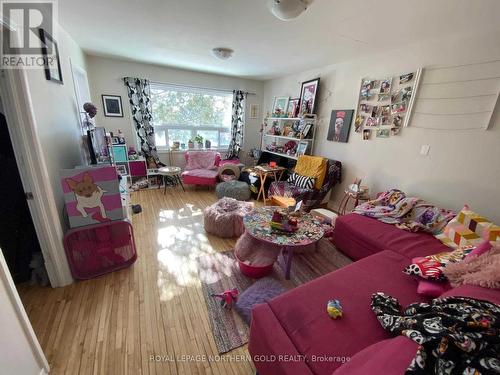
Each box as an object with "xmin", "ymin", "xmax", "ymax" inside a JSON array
[{"xmin": 18, "ymin": 188, "xmax": 257, "ymax": 375}]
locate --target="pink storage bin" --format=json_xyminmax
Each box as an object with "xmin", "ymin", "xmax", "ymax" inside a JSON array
[{"xmin": 63, "ymin": 220, "xmax": 137, "ymax": 279}]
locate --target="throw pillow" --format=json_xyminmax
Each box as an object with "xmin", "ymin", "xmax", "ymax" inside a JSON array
[
  {"xmin": 403, "ymin": 248, "xmax": 473, "ymax": 281},
  {"xmin": 234, "ymin": 277, "xmax": 287, "ymax": 324},
  {"xmin": 416, "ymin": 279, "xmax": 451, "ymax": 298},
  {"xmin": 287, "ymin": 172, "xmax": 315, "ymax": 190},
  {"xmin": 294, "ymin": 155, "xmax": 327, "ymax": 189},
  {"xmin": 434, "ymin": 206, "xmax": 500, "ymax": 249},
  {"xmin": 465, "ymin": 239, "xmax": 492, "ymax": 260}
]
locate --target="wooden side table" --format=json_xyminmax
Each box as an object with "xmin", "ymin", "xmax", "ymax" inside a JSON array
[
  {"xmin": 338, "ymin": 188, "xmax": 370, "ymax": 215},
  {"xmin": 252, "ymin": 166, "xmax": 286, "ymax": 205}
]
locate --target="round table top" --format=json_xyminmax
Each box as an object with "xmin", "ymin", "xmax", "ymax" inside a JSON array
[
  {"xmin": 243, "ymin": 207, "xmax": 324, "ymax": 247},
  {"xmin": 158, "ymin": 166, "xmax": 182, "ymax": 175}
]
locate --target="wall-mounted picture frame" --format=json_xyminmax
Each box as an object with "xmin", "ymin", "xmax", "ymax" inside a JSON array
[
  {"xmin": 287, "ymin": 98, "xmax": 300, "ymax": 118},
  {"xmin": 272, "ymin": 96, "xmax": 289, "ymax": 117},
  {"xmin": 299, "ymin": 78, "xmax": 320, "ymax": 115},
  {"xmin": 102, "ymin": 95, "xmax": 124, "ymax": 117},
  {"xmin": 249, "ymin": 104, "xmax": 259, "ymax": 119},
  {"xmin": 296, "ymin": 141, "xmax": 309, "ymax": 156},
  {"xmin": 327, "ymin": 109, "xmax": 354, "ymax": 143},
  {"xmin": 39, "ymin": 29, "xmax": 63, "ymax": 84}
]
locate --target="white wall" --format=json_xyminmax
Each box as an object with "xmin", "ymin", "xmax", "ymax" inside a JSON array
[
  {"xmin": 86, "ymin": 55, "xmax": 264, "ymax": 166},
  {"xmin": 19, "ymin": 25, "xmax": 88, "ymax": 284},
  {"xmin": 25, "ymin": 25, "xmax": 88, "ymax": 218},
  {"xmin": 0, "ymin": 251, "xmax": 48, "ymax": 374},
  {"xmin": 263, "ymin": 29, "xmax": 500, "ymax": 223}
]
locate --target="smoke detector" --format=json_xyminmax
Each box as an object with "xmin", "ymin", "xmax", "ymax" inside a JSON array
[
  {"xmin": 212, "ymin": 47, "xmax": 234, "ymax": 60},
  {"xmin": 267, "ymin": 0, "xmax": 312, "ymax": 21}
]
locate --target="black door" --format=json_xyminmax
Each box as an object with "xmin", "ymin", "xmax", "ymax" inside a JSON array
[{"xmin": 0, "ymin": 112, "xmax": 42, "ymax": 283}]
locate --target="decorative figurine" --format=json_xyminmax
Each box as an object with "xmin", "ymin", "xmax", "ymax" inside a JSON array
[{"xmin": 327, "ymin": 299, "xmax": 343, "ymax": 319}]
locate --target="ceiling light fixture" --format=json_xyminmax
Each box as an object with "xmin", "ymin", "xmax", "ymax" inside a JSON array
[
  {"xmin": 267, "ymin": 0, "xmax": 312, "ymax": 21},
  {"xmin": 211, "ymin": 47, "xmax": 234, "ymax": 60}
]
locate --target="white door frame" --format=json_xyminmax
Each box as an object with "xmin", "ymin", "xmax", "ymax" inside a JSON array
[
  {"xmin": 0, "ymin": 20, "xmax": 73, "ymax": 287},
  {"xmin": 0, "ymin": 251, "xmax": 50, "ymax": 374}
]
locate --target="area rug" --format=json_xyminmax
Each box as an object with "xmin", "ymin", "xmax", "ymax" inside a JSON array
[{"xmin": 196, "ymin": 239, "xmax": 352, "ymax": 354}]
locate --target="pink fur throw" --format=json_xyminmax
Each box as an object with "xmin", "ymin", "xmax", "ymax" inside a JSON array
[
  {"xmin": 185, "ymin": 151, "xmax": 217, "ymax": 170},
  {"xmin": 203, "ymin": 197, "xmax": 254, "ymax": 238},
  {"xmin": 444, "ymin": 242, "xmax": 500, "ymax": 289}
]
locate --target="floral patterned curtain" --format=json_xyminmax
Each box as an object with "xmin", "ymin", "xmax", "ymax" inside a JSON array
[
  {"xmin": 226, "ymin": 90, "xmax": 246, "ymax": 159},
  {"xmin": 123, "ymin": 77, "xmax": 160, "ymax": 166}
]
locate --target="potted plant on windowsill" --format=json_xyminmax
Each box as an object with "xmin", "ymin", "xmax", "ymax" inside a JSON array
[
  {"xmin": 188, "ymin": 139, "xmax": 194, "ymax": 149},
  {"xmin": 194, "ymin": 135, "xmax": 204, "ymax": 149}
]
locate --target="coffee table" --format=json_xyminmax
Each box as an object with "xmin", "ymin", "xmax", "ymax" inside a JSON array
[
  {"xmin": 158, "ymin": 166, "xmax": 185, "ymax": 194},
  {"xmin": 243, "ymin": 207, "xmax": 324, "ymax": 279}
]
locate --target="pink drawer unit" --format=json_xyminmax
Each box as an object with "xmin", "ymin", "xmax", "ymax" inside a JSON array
[{"xmin": 129, "ymin": 160, "xmax": 147, "ymax": 177}]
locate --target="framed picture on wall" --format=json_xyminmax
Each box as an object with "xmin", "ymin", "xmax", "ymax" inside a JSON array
[
  {"xmin": 249, "ymin": 104, "xmax": 259, "ymax": 119},
  {"xmin": 299, "ymin": 78, "xmax": 320, "ymax": 115},
  {"xmin": 102, "ymin": 95, "xmax": 124, "ymax": 117},
  {"xmin": 327, "ymin": 109, "xmax": 354, "ymax": 143},
  {"xmin": 39, "ymin": 29, "xmax": 63, "ymax": 84}
]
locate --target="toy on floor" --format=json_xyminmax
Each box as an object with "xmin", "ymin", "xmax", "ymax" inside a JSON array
[
  {"xmin": 211, "ymin": 288, "xmax": 239, "ymax": 309},
  {"xmin": 327, "ymin": 299, "xmax": 343, "ymax": 319}
]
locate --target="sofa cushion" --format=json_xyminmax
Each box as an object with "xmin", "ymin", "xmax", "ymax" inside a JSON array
[
  {"xmin": 333, "ymin": 336, "xmax": 418, "ymax": 375},
  {"xmin": 266, "ymin": 250, "xmax": 427, "ymax": 375},
  {"xmin": 333, "ymin": 214, "xmax": 450, "ymax": 260},
  {"xmin": 440, "ymin": 284, "xmax": 500, "ymax": 305}
]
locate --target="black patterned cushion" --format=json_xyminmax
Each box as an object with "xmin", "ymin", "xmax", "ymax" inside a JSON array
[{"xmin": 287, "ymin": 172, "xmax": 315, "ymax": 190}]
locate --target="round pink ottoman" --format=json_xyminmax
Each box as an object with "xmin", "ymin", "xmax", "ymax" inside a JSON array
[{"xmin": 203, "ymin": 197, "xmax": 254, "ymax": 238}]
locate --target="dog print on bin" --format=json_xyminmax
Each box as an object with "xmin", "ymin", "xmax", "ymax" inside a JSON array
[
  {"xmin": 66, "ymin": 172, "xmax": 107, "ymax": 219},
  {"xmin": 61, "ymin": 166, "xmax": 124, "ymax": 228}
]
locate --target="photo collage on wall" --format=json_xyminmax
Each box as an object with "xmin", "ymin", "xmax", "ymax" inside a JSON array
[{"xmin": 354, "ymin": 71, "xmax": 416, "ymax": 140}]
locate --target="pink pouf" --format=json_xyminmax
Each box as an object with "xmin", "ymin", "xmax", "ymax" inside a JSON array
[
  {"xmin": 235, "ymin": 232, "xmax": 282, "ymax": 278},
  {"xmin": 204, "ymin": 197, "xmax": 254, "ymax": 238}
]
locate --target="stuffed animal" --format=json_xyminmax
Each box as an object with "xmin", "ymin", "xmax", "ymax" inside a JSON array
[
  {"xmin": 211, "ymin": 288, "xmax": 239, "ymax": 309},
  {"xmin": 327, "ymin": 299, "xmax": 343, "ymax": 319}
]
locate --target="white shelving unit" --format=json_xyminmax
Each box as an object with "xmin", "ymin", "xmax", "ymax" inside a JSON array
[{"xmin": 261, "ymin": 115, "xmax": 317, "ymax": 160}]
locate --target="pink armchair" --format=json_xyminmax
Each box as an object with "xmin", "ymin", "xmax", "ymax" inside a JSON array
[{"xmin": 181, "ymin": 151, "xmax": 221, "ymax": 187}]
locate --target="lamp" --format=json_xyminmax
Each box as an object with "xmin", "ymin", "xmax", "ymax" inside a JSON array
[
  {"xmin": 267, "ymin": 0, "xmax": 311, "ymax": 21},
  {"xmin": 211, "ymin": 47, "xmax": 234, "ymax": 60}
]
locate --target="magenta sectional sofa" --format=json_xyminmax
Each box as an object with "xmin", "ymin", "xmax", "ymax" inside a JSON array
[{"xmin": 248, "ymin": 213, "xmax": 500, "ymax": 375}]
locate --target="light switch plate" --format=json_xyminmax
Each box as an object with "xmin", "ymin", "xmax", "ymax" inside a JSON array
[{"xmin": 420, "ymin": 145, "xmax": 430, "ymax": 156}]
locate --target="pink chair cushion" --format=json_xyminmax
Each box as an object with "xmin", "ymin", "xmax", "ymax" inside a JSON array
[
  {"xmin": 182, "ymin": 169, "xmax": 219, "ymax": 186},
  {"xmin": 184, "ymin": 151, "xmax": 221, "ymax": 170}
]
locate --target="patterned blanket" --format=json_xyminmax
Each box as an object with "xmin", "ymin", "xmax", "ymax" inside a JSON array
[
  {"xmin": 372, "ymin": 293, "xmax": 500, "ymax": 374},
  {"xmin": 353, "ymin": 189, "xmax": 455, "ymax": 234}
]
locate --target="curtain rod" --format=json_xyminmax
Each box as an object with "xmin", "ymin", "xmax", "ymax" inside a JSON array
[{"xmin": 149, "ymin": 80, "xmax": 256, "ymax": 96}]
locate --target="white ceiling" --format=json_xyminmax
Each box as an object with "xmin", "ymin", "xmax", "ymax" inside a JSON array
[{"xmin": 59, "ymin": 0, "xmax": 500, "ymax": 80}]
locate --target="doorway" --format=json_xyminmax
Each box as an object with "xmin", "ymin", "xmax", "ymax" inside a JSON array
[{"xmin": 0, "ymin": 102, "xmax": 46, "ymax": 285}]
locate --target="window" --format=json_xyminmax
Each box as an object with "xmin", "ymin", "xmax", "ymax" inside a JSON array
[{"xmin": 150, "ymin": 83, "xmax": 233, "ymax": 150}]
